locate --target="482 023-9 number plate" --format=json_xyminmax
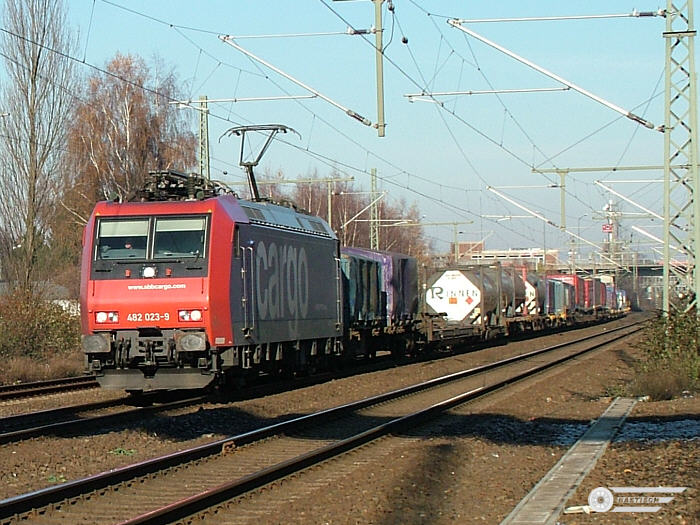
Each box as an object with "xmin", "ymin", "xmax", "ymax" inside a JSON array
[{"xmin": 127, "ymin": 312, "xmax": 170, "ymax": 322}]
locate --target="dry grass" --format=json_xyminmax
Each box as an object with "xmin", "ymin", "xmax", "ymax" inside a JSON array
[
  {"xmin": 0, "ymin": 350, "xmax": 84, "ymax": 385},
  {"xmin": 629, "ymin": 359, "xmax": 698, "ymax": 401},
  {"xmin": 629, "ymin": 310, "xmax": 699, "ymax": 400},
  {"xmin": 0, "ymin": 288, "xmax": 84, "ymax": 385}
]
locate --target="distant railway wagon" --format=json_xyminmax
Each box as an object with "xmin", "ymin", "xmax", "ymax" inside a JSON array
[
  {"xmin": 340, "ymin": 249, "xmax": 383, "ymax": 328},
  {"xmin": 339, "ymin": 247, "xmax": 419, "ymax": 357},
  {"xmin": 605, "ymin": 285, "xmax": 617, "ymax": 311},
  {"xmin": 341, "ymin": 247, "xmax": 418, "ymax": 326},
  {"xmin": 548, "ymin": 273, "xmax": 585, "ymax": 312},
  {"xmin": 424, "ymin": 266, "xmax": 525, "ymax": 326},
  {"xmin": 521, "ymin": 270, "xmax": 546, "ymax": 315},
  {"xmin": 583, "ymin": 278, "xmax": 607, "ymax": 312},
  {"xmin": 617, "ymin": 289, "xmax": 629, "ymax": 311},
  {"xmin": 541, "ymin": 278, "xmax": 574, "ymax": 317}
]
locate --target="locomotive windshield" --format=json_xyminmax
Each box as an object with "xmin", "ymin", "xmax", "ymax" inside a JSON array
[
  {"xmin": 153, "ymin": 217, "xmax": 206, "ymax": 259},
  {"xmin": 96, "ymin": 215, "xmax": 208, "ymax": 261},
  {"xmin": 97, "ymin": 219, "xmax": 149, "ymax": 259}
]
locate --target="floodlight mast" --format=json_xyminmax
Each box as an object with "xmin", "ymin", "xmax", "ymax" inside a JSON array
[{"xmin": 220, "ymin": 124, "xmax": 299, "ymax": 202}]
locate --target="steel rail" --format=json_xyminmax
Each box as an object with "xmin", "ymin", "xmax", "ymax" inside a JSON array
[
  {"xmin": 0, "ymin": 376, "xmax": 98, "ymax": 401},
  {"xmin": 0, "ymin": 397, "xmax": 127, "ymax": 433},
  {"xmin": 0, "ymin": 355, "xmax": 396, "ymax": 446},
  {"xmin": 0, "ymin": 321, "xmax": 642, "ymax": 522},
  {"xmin": 0, "ymin": 395, "xmax": 209, "ymax": 446}
]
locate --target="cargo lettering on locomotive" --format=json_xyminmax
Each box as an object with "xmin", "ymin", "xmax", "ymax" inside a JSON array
[{"xmin": 255, "ymin": 240, "xmax": 309, "ymax": 320}]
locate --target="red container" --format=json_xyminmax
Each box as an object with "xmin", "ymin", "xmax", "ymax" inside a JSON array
[{"xmin": 583, "ymin": 278, "xmax": 606, "ymax": 310}]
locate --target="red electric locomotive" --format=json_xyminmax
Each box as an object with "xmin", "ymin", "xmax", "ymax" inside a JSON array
[{"xmin": 80, "ymin": 170, "xmax": 342, "ymax": 391}]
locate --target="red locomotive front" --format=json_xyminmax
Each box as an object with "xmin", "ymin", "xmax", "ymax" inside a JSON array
[
  {"xmin": 80, "ymin": 170, "xmax": 343, "ymax": 392},
  {"xmin": 80, "ymin": 184, "xmax": 242, "ymax": 390}
]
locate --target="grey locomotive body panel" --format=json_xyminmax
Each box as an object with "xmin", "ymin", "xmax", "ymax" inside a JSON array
[{"xmin": 231, "ymin": 222, "xmax": 341, "ymax": 345}]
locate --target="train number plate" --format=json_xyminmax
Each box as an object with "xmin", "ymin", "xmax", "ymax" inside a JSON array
[{"xmin": 127, "ymin": 312, "xmax": 170, "ymax": 322}]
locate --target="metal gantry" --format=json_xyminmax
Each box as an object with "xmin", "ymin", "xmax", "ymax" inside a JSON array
[
  {"xmin": 198, "ymin": 96, "xmax": 210, "ymax": 180},
  {"xmin": 370, "ymin": 168, "xmax": 379, "ymax": 250},
  {"xmin": 663, "ymin": 0, "xmax": 700, "ymax": 312}
]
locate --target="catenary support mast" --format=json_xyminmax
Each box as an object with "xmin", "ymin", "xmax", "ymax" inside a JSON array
[{"xmin": 663, "ymin": 0, "xmax": 700, "ymax": 313}]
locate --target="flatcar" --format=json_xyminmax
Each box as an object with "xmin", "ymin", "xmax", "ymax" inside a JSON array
[
  {"xmin": 424, "ymin": 266, "xmax": 526, "ymax": 325},
  {"xmin": 340, "ymin": 247, "xmax": 419, "ymax": 357}
]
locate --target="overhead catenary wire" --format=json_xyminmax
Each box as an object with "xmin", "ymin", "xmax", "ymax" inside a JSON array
[
  {"xmin": 25, "ymin": 2, "xmax": 651, "ymax": 252},
  {"xmin": 92, "ymin": 2, "xmax": 485, "ymax": 205},
  {"xmin": 219, "ymin": 35, "xmax": 374, "ymax": 127},
  {"xmin": 453, "ymin": 11, "xmax": 665, "ymax": 24},
  {"xmin": 381, "ymin": 0, "xmax": 601, "ymax": 234},
  {"xmin": 84, "ymin": 0, "xmax": 560, "ymax": 224},
  {"xmin": 447, "ymin": 19, "xmax": 658, "ymax": 131},
  {"xmin": 407, "ymin": 2, "xmax": 660, "ymax": 225},
  {"xmin": 0, "ymin": 5, "xmax": 536, "ymax": 251}
]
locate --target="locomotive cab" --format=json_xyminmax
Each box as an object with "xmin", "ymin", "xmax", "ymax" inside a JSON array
[{"xmin": 82, "ymin": 211, "xmax": 215, "ymax": 390}]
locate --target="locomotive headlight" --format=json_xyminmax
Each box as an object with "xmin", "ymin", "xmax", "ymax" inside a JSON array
[
  {"xmin": 178, "ymin": 309, "xmax": 203, "ymax": 322},
  {"xmin": 95, "ymin": 311, "xmax": 119, "ymax": 324},
  {"xmin": 142, "ymin": 266, "xmax": 157, "ymax": 278}
]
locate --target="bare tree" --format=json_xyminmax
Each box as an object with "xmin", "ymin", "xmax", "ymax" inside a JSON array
[
  {"xmin": 284, "ymin": 173, "xmax": 430, "ymax": 257},
  {"xmin": 0, "ymin": 0, "xmax": 77, "ymax": 291},
  {"xmin": 49, "ymin": 53, "xmax": 196, "ymax": 295},
  {"xmin": 64, "ymin": 53, "xmax": 196, "ymax": 216}
]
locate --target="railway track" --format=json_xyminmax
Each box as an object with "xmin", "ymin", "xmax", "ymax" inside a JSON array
[
  {"xmin": 0, "ymin": 376, "xmax": 98, "ymax": 401},
  {"xmin": 0, "ymin": 316, "xmax": 623, "ymax": 410},
  {"xmin": 0, "ymin": 352, "xmax": 409, "ymax": 446},
  {"xmin": 0, "ymin": 320, "xmax": 642, "ymax": 525},
  {"xmin": 0, "ymin": 353, "xmax": 410, "ymax": 446},
  {"xmin": 0, "ymin": 394, "xmax": 208, "ymax": 446}
]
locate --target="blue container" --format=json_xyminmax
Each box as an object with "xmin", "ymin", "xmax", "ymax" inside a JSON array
[
  {"xmin": 341, "ymin": 247, "xmax": 418, "ymax": 325},
  {"xmin": 542, "ymin": 277, "xmax": 574, "ymax": 315},
  {"xmin": 340, "ymin": 249, "xmax": 383, "ymax": 326}
]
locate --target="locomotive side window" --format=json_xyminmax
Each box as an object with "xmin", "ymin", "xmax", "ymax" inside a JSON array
[
  {"xmin": 153, "ymin": 217, "xmax": 207, "ymax": 259},
  {"xmin": 97, "ymin": 219, "xmax": 149, "ymax": 259}
]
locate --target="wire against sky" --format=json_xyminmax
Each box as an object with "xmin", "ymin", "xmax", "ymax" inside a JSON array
[
  {"xmin": 57, "ymin": 1, "xmax": 668, "ymax": 253},
  {"xmin": 452, "ymin": 10, "xmax": 665, "ymax": 23},
  {"xmin": 447, "ymin": 19, "xmax": 657, "ymax": 130},
  {"xmin": 80, "ymin": 0, "xmax": 624, "ymax": 227}
]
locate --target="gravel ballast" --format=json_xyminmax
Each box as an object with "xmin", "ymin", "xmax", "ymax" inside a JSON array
[{"xmin": 2, "ymin": 315, "xmax": 696, "ymax": 524}]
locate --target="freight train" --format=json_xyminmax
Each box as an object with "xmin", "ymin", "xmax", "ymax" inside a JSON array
[{"xmin": 80, "ymin": 170, "xmax": 626, "ymax": 392}]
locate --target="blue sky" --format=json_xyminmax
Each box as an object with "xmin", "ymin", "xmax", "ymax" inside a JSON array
[{"xmin": 65, "ymin": 1, "xmax": 672, "ymax": 256}]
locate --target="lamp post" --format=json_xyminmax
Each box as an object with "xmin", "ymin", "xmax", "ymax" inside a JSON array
[{"xmin": 575, "ymin": 213, "xmax": 588, "ymax": 270}]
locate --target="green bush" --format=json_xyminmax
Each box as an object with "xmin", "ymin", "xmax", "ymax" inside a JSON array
[
  {"xmin": 0, "ymin": 289, "xmax": 80, "ymax": 361},
  {"xmin": 632, "ymin": 310, "xmax": 700, "ymax": 400}
]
